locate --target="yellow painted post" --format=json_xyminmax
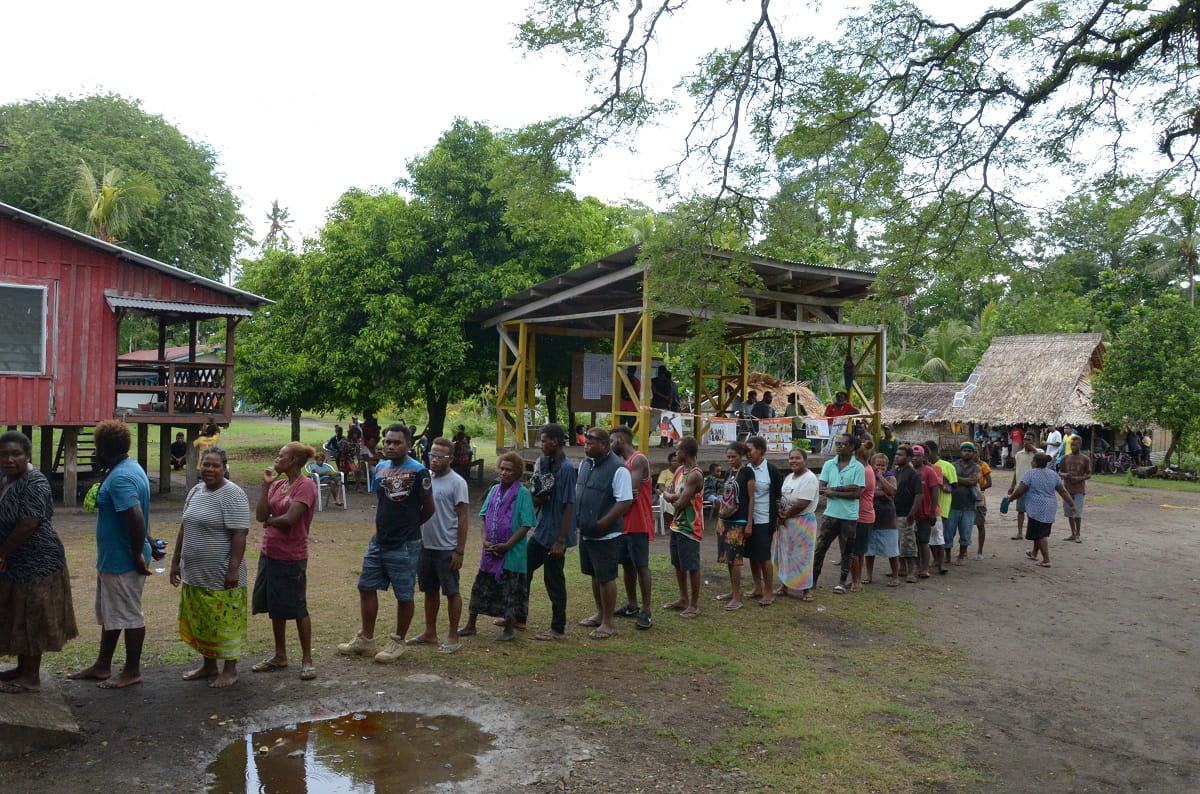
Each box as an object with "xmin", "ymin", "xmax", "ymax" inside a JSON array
[
  {"xmin": 740, "ymin": 341, "xmax": 749, "ymax": 400},
  {"xmin": 638, "ymin": 297, "xmax": 653, "ymax": 449},
  {"xmin": 872, "ymin": 329, "xmax": 884, "ymax": 436},
  {"xmin": 496, "ymin": 327, "xmax": 507, "ymax": 449},
  {"xmin": 611, "ymin": 313, "xmax": 624, "ymax": 424},
  {"xmin": 527, "ymin": 329, "xmax": 538, "ymax": 435},
  {"xmin": 516, "ymin": 321, "xmax": 528, "ymax": 450}
]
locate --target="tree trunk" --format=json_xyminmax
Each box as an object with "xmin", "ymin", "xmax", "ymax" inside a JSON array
[
  {"xmin": 1164, "ymin": 428, "xmax": 1179, "ymax": 469},
  {"xmin": 425, "ymin": 384, "xmax": 449, "ymax": 439},
  {"xmin": 290, "ymin": 407, "xmax": 301, "ymax": 441}
]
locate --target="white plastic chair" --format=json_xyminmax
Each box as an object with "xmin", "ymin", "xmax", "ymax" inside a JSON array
[{"xmin": 310, "ymin": 469, "xmax": 346, "ymax": 512}]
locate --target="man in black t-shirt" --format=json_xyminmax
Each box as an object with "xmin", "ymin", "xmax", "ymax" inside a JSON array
[
  {"xmin": 891, "ymin": 445, "xmax": 924, "ymax": 583},
  {"xmin": 338, "ymin": 424, "xmax": 434, "ymax": 664}
]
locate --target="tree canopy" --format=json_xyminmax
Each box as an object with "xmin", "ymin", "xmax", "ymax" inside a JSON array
[
  {"xmin": 236, "ymin": 119, "xmax": 630, "ymax": 436},
  {"xmin": 1094, "ymin": 293, "xmax": 1200, "ymax": 467},
  {"xmin": 0, "ymin": 93, "xmax": 248, "ymax": 279}
]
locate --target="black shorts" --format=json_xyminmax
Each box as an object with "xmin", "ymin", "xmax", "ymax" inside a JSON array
[
  {"xmin": 252, "ymin": 555, "xmax": 308, "ymax": 621},
  {"xmin": 745, "ymin": 521, "xmax": 774, "ymax": 562},
  {"xmin": 669, "ymin": 532, "xmax": 701, "ymax": 571},
  {"xmin": 915, "ymin": 518, "xmax": 934, "ymax": 546},
  {"xmin": 617, "ymin": 533, "xmax": 650, "ymax": 568},
  {"xmin": 849, "ymin": 521, "xmax": 871, "ymax": 557},
  {"xmin": 580, "ymin": 537, "xmax": 621, "ymax": 583},
  {"xmin": 417, "ymin": 548, "xmax": 460, "ymax": 597}
]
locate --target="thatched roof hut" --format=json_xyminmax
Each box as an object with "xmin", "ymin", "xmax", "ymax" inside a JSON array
[
  {"xmin": 879, "ymin": 382, "xmax": 963, "ymax": 426},
  {"xmin": 742, "ymin": 373, "xmax": 825, "ymax": 415},
  {"xmin": 941, "ymin": 334, "xmax": 1105, "ymax": 426}
]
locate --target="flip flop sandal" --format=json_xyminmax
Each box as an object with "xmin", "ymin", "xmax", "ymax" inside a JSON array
[
  {"xmin": 678, "ymin": 608, "xmax": 699, "ymax": 619},
  {"xmin": 714, "ymin": 593, "xmax": 733, "ymax": 601},
  {"xmin": 832, "ymin": 585, "xmax": 847, "ymax": 594},
  {"xmin": 437, "ymin": 643, "xmax": 462, "ymax": 654},
  {"xmin": 588, "ymin": 628, "xmax": 616, "ymax": 639},
  {"xmin": 661, "ymin": 602, "xmax": 686, "ymax": 611},
  {"xmin": 251, "ymin": 659, "xmax": 287, "ymax": 673},
  {"xmin": 299, "ymin": 666, "xmax": 317, "ymax": 681},
  {"xmin": 724, "ymin": 602, "xmax": 744, "ymax": 611},
  {"xmin": 758, "ymin": 597, "xmax": 776, "ymax": 606},
  {"xmin": 533, "ymin": 631, "xmax": 565, "ymax": 641},
  {"xmin": 578, "ymin": 616, "xmax": 602, "ymax": 626},
  {"xmin": 405, "ymin": 636, "xmax": 433, "ymax": 646}
]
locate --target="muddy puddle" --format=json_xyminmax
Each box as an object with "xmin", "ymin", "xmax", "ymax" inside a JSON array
[{"xmin": 206, "ymin": 710, "xmax": 495, "ymax": 793}]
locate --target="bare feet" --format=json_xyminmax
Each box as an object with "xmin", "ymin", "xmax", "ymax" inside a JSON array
[
  {"xmin": 800, "ymin": 591, "xmax": 815, "ymax": 602},
  {"xmin": 660, "ymin": 600, "xmax": 687, "ymax": 611},
  {"xmin": 210, "ymin": 671, "xmax": 239, "ymax": 689},
  {"xmin": 67, "ymin": 666, "xmax": 111, "ymax": 682},
  {"xmin": 97, "ymin": 671, "xmax": 142, "ymax": 689},
  {"xmin": 678, "ymin": 606, "xmax": 700, "ymax": 619},
  {"xmin": 181, "ymin": 667, "xmax": 218, "ymax": 681},
  {"xmin": 577, "ymin": 614, "xmax": 602, "ymax": 627},
  {"xmin": 588, "ymin": 627, "xmax": 616, "ymax": 639},
  {"xmin": 0, "ymin": 680, "xmax": 40, "ymax": 693}
]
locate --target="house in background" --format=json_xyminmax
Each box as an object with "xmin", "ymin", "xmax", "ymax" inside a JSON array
[
  {"xmin": 1, "ymin": 201, "xmax": 270, "ymax": 503},
  {"xmin": 115, "ymin": 345, "xmax": 226, "ymax": 411},
  {"xmin": 879, "ymin": 381, "xmax": 966, "ymax": 450}
]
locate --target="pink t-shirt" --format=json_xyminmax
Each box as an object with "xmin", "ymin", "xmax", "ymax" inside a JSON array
[
  {"xmin": 857, "ymin": 463, "xmax": 876, "ymax": 524},
  {"xmin": 261, "ymin": 476, "xmax": 317, "ymax": 561}
]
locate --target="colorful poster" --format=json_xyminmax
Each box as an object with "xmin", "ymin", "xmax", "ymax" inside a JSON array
[
  {"xmin": 657, "ymin": 411, "xmax": 684, "ymax": 442},
  {"xmin": 759, "ymin": 417, "xmax": 793, "ymax": 453},
  {"xmin": 705, "ymin": 418, "xmax": 738, "ymax": 446}
]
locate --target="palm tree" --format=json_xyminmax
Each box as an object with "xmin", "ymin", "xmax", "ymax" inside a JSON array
[
  {"xmin": 896, "ymin": 319, "xmax": 976, "ymax": 382},
  {"xmin": 1145, "ymin": 192, "xmax": 1199, "ymax": 307},
  {"xmin": 64, "ymin": 161, "xmax": 160, "ymax": 243},
  {"xmin": 261, "ymin": 199, "xmax": 293, "ymax": 250}
]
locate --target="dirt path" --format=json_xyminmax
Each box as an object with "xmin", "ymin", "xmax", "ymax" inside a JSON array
[
  {"xmin": 1, "ymin": 470, "xmax": 1196, "ymax": 792},
  {"xmin": 899, "ymin": 480, "xmax": 1200, "ymax": 791}
]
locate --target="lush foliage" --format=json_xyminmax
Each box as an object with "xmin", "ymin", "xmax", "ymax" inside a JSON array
[
  {"xmin": 1094, "ymin": 294, "xmax": 1200, "ymax": 466},
  {"xmin": 236, "ymin": 120, "xmax": 629, "ymax": 437},
  {"xmin": 0, "ymin": 93, "xmax": 248, "ymax": 279}
]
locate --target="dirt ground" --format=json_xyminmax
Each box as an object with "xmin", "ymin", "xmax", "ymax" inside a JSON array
[{"xmin": 1, "ymin": 468, "xmax": 1198, "ymax": 792}]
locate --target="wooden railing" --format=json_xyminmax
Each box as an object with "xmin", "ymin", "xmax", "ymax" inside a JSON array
[{"xmin": 115, "ymin": 361, "xmax": 233, "ymax": 421}]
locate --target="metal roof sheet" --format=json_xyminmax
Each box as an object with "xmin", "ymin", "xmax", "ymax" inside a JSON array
[{"xmin": 105, "ymin": 295, "xmax": 254, "ymax": 317}]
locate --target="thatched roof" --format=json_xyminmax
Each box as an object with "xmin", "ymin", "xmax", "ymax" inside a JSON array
[
  {"xmin": 744, "ymin": 373, "xmax": 825, "ymax": 415},
  {"xmin": 940, "ymin": 334, "xmax": 1105, "ymax": 426},
  {"xmin": 879, "ymin": 382, "xmax": 964, "ymax": 426}
]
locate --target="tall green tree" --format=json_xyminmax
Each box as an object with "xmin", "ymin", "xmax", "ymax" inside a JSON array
[
  {"xmin": 297, "ymin": 120, "xmax": 626, "ymax": 437},
  {"xmin": 1094, "ymin": 293, "xmax": 1200, "ymax": 467},
  {"xmin": 0, "ymin": 93, "xmax": 248, "ymax": 279},
  {"xmin": 1144, "ymin": 192, "xmax": 1200, "ymax": 306},
  {"xmin": 234, "ymin": 248, "xmax": 329, "ymax": 441}
]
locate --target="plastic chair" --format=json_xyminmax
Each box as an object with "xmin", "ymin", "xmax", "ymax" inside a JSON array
[{"xmin": 309, "ymin": 469, "xmax": 346, "ymax": 512}]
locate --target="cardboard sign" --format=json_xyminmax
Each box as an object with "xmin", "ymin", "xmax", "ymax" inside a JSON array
[
  {"xmin": 705, "ymin": 418, "xmax": 739, "ymax": 446},
  {"xmin": 759, "ymin": 417, "xmax": 793, "ymax": 452}
]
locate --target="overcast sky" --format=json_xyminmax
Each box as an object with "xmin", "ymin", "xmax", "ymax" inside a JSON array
[{"xmin": 4, "ymin": 1, "xmax": 999, "ymax": 243}]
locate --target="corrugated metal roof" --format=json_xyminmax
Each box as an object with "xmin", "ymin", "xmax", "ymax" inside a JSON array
[
  {"xmin": 105, "ymin": 295, "xmax": 254, "ymax": 317},
  {"xmin": 0, "ymin": 200, "xmax": 271, "ymax": 307}
]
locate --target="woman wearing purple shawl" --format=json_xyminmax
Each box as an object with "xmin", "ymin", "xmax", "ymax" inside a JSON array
[{"xmin": 461, "ymin": 453, "xmax": 535, "ymax": 641}]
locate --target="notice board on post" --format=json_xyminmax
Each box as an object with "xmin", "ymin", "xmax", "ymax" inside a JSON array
[{"xmin": 568, "ymin": 352, "xmax": 664, "ymax": 414}]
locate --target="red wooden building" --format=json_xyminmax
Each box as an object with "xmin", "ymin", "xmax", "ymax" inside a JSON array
[{"xmin": 0, "ymin": 201, "xmax": 270, "ymax": 503}]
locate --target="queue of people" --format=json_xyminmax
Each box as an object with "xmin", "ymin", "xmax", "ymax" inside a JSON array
[{"xmin": 0, "ymin": 419, "xmax": 1091, "ymax": 695}]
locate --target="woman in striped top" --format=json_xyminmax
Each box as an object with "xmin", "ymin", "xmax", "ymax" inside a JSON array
[{"xmin": 169, "ymin": 447, "xmax": 250, "ymax": 688}]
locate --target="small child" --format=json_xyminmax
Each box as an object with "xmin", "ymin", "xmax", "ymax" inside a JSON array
[{"xmin": 306, "ymin": 450, "xmax": 343, "ymax": 506}]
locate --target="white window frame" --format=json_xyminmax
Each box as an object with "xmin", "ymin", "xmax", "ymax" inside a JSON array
[{"xmin": 0, "ymin": 282, "xmax": 48, "ymax": 375}]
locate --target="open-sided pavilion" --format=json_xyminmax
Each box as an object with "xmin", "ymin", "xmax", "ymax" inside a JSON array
[{"xmin": 477, "ymin": 245, "xmax": 885, "ymax": 454}]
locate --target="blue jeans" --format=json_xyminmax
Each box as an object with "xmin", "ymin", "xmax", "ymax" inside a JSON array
[{"xmin": 944, "ymin": 509, "xmax": 976, "ymax": 549}]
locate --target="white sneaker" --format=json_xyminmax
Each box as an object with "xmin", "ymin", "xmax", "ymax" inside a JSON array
[
  {"xmin": 374, "ymin": 634, "xmax": 407, "ymax": 664},
  {"xmin": 337, "ymin": 633, "xmax": 376, "ymax": 656}
]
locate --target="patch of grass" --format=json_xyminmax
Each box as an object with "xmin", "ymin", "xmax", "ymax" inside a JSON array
[{"xmin": 1092, "ymin": 473, "xmax": 1200, "ymax": 493}]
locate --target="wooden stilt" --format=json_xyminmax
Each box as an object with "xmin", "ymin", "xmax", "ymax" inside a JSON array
[
  {"xmin": 63, "ymin": 427, "xmax": 79, "ymax": 507},
  {"xmin": 185, "ymin": 426, "xmax": 200, "ymax": 490},
  {"xmin": 39, "ymin": 427, "xmax": 54, "ymax": 476},
  {"xmin": 136, "ymin": 423, "xmax": 149, "ymax": 472},
  {"xmin": 159, "ymin": 425, "xmax": 172, "ymax": 494}
]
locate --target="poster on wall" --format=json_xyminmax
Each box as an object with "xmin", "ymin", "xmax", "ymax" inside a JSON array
[
  {"xmin": 816, "ymin": 416, "xmax": 851, "ymax": 454},
  {"xmin": 804, "ymin": 417, "xmax": 831, "ymax": 439},
  {"xmin": 658, "ymin": 411, "xmax": 684, "ymax": 442},
  {"xmin": 759, "ymin": 417, "xmax": 793, "ymax": 453},
  {"xmin": 705, "ymin": 418, "xmax": 738, "ymax": 446}
]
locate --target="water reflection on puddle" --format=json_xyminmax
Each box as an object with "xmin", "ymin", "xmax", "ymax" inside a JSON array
[{"xmin": 206, "ymin": 711, "xmax": 495, "ymax": 793}]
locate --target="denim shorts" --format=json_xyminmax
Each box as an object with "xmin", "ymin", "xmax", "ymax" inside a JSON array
[
  {"xmin": 357, "ymin": 538, "xmax": 421, "ymax": 602},
  {"xmin": 1063, "ymin": 493, "xmax": 1085, "ymax": 518},
  {"xmin": 944, "ymin": 508, "xmax": 975, "ymax": 548}
]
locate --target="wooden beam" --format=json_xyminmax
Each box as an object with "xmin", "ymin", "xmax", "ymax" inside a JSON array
[
  {"xmin": 63, "ymin": 427, "xmax": 79, "ymax": 507},
  {"xmin": 482, "ymin": 263, "xmax": 646, "ymax": 327},
  {"xmin": 738, "ymin": 287, "xmax": 846, "ymax": 307},
  {"xmin": 159, "ymin": 424, "xmax": 172, "ymax": 494},
  {"xmin": 658, "ymin": 307, "xmax": 881, "ymax": 335},
  {"xmin": 795, "ymin": 277, "xmax": 839, "ymax": 295},
  {"xmin": 521, "ymin": 306, "xmax": 643, "ymax": 325}
]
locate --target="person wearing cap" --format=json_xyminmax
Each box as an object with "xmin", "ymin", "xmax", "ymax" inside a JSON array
[{"xmin": 945, "ymin": 442, "xmax": 981, "ymax": 564}]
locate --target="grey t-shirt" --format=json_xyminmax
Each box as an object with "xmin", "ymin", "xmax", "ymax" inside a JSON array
[{"xmin": 421, "ymin": 470, "xmax": 469, "ymax": 550}]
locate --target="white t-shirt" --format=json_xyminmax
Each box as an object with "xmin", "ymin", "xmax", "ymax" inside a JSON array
[
  {"xmin": 1045, "ymin": 430, "xmax": 1063, "ymax": 458},
  {"xmin": 780, "ymin": 470, "xmax": 819, "ymax": 515},
  {"xmin": 750, "ymin": 459, "xmax": 771, "ymax": 524}
]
